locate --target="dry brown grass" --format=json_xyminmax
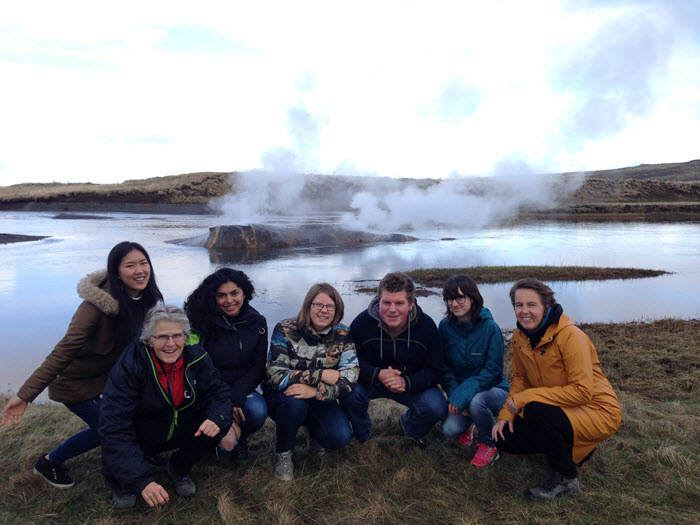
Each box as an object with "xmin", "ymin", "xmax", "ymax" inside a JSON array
[{"xmin": 0, "ymin": 319, "xmax": 698, "ymax": 524}]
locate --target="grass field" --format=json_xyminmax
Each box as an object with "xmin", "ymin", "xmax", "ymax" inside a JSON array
[{"xmin": 1, "ymin": 319, "xmax": 698, "ymax": 524}]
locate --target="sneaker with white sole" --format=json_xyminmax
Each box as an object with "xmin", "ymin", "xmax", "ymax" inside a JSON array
[
  {"xmin": 34, "ymin": 454, "xmax": 74, "ymax": 489},
  {"xmin": 274, "ymin": 451, "xmax": 294, "ymax": 481},
  {"xmin": 526, "ymin": 472, "xmax": 581, "ymax": 501},
  {"xmin": 470, "ymin": 443, "xmax": 499, "ymax": 468}
]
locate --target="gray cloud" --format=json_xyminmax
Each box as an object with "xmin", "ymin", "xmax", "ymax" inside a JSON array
[{"xmin": 557, "ymin": 12, "xmax": 672, "ymax": 139}]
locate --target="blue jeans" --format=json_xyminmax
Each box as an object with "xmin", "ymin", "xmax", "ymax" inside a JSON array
[
  {"xmin": 340, "ymin": 382, "xmax": 448, "ymax": 441},
  {"xmin": 240, "ymin": 390, "xmax": 268, "ymax": 441},
  {"xmin": 49, "ymin": 396, "xmax": 101, "ymax": 464},
  {"xmin": 440, "ymin": 387, "xmax": 508, "ymax": 447},
  {"xmin": 264, "ymin": 388, "xmax": 352, "ymax": 453}
]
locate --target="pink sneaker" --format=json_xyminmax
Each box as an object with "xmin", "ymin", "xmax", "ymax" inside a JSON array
[
  {"xmin": 471, "ymin": 443, "xmax": 499, "ymax": 468},
  {"xmin": 455, "ymin": 424, "xmax": 476, "ymax": 447}
]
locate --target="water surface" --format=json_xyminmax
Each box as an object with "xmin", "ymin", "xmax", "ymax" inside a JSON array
[{"xmin": 1, "ymin": 211, "xmax": 698, "ymax": 399}]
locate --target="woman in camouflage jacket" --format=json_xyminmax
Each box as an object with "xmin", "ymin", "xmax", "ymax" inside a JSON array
[{"xmin": 263, "ymin": 283, "xmax": 358, "ymax": 481}]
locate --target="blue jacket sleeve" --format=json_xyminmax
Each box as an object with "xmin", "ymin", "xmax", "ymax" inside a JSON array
[
  {"xmin": 448, "ymin": 321, "xmax": 506, "ymax": 410},
  {"xmin": 439, "ymin": 322, "xmax": 460, "ymax": 396}
]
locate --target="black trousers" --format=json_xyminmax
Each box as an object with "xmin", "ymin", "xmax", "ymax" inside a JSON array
[
  {"xmin": 496, "ymin": 401, "xmax": 578, "ymax": 478},
  {"xmin": 145, "ymin": 417, "xmax": 221, "ymax": 477}
]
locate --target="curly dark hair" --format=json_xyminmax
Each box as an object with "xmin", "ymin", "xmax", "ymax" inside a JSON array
[{"xmin": 183, "ymin": 267, "xmax": 255, "ymax": 335}]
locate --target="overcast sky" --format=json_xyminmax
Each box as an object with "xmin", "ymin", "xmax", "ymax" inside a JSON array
[{"xmin": 1, "ymin": 0, "xmax": 698, "ymax": 186}]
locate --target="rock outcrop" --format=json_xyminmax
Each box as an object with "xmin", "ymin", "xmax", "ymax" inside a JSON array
[{"xmin": 201, "ymin": 224, "xmax": 417, "ymax": 249}]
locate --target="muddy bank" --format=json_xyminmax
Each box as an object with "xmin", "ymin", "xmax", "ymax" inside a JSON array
[{"xmin": 0, "ymin": 233, "xmax": 48, "ymax": 244}]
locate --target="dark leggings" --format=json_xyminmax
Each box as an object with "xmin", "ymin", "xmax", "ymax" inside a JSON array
[{"xmin": 496, "ymin": 402, "xmax": 577, "ymax": 479}]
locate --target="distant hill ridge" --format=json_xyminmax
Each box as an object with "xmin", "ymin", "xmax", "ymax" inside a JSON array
[{"xmin": 0, "ymin": 160, "xmax": 698, "ymax": 220}]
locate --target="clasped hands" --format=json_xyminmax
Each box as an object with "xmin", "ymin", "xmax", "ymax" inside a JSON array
[{"xmin": 378, "ymin": 366, "xmax": 405, "ymax": 393}]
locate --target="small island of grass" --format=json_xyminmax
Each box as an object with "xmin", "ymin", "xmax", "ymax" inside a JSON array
[{"xmin": 408, "ymin": 265, "xmax": 669, "ymax": 287}]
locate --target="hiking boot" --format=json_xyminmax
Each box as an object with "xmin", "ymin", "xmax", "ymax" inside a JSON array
[
  {"xmin": 456, "ymin": 424, "xmax": 476, "ymax": 447},
  {"xmin": 233, "ymin": 437, "xmax": 250, "ymax": 464},
  {"xmin": 471, "ymin": 443, "xmax": 499, "ymax": 468},
  {"xmin": 526, "ymin": 472, "xmax": 581, "ymax": 501},
  {"xmin": 274, "ymin": 451, "xmax": 294, "ymax": 481},
  {"xmin": 166, "ymin": 462, "xmax": 196, "ymax": 497},
  {"xmin": 34, "ymin": 454, "xmax": 74, "ymax": 489},
  {"xmin": 112, "ymin": 488, "xmax": 137, "ymax": 509},
  {"xmin": 398, "ymin": 413, "xmax": 427, "ymax": 449}
]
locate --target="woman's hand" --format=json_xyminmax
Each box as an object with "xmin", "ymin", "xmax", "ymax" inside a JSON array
[
  {"xmin": 448, "ymin": 402, "xmax": 460, "ymax": 416},
  {"xmin": 141, "ymin": 481, "xmax": 169, "ymax": 507},
  {"xmin": 506, "ymin": 398, "xmax": 520, "ymax": 415},
  {"xmin": 321, "ymin": 369, "xmax": 340, "ymax": 385},
  {"xmin": 1, "ymin": 396, "xmax": 28, "ymax": 427},
  {"xmin": 492, "ymin": 419, "xmax": 513, "ymax": 442},
  {"xmin": 194, "ymin": 419, "xmax": 221, "ymax": 438},
  {"xmin": 232, "ymin": 406, "xmax": 246, "ymax": 425},
  {"xmin": 285, "ymin": 383, "xmax": 318, "ymax": 399}
]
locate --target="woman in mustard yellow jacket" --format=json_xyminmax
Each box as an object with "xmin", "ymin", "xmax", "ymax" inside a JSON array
[{"xmin": 492, "ymin": 278, "xmax": 621, "ymax": 501}]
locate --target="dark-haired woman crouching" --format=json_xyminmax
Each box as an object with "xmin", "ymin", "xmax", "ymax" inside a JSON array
[{"xmin": 184, "ymin": 268, "xmax": 268, "ymax": 463}]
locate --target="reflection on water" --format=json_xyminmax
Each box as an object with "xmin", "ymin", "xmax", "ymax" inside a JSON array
[{"xmin": 1, "ymin": 210, "xmax": 699, "ymax": 399}]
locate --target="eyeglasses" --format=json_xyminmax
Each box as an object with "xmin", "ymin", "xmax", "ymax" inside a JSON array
[
  {"xmin": 311, "ymin": 302, "xmax": 336, "ymax": 312},
  {"xmin": 151, "ymin": 333, "xmax": 185, "ymax": 343},
  {"xmin": 445, "ymin": 295, "xmax": 468, "ymax": 305}
]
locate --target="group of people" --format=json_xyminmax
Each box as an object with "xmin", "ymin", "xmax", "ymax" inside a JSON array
[{"xmin": 1, "ymin": 240, "xmax": 622, "ymax": 508}]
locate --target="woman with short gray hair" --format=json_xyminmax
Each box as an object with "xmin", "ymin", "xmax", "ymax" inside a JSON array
[{"xmin": 99, "ymin": 304, "xmax": 232, "ymax": 509}]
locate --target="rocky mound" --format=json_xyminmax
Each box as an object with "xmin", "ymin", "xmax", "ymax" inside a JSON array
[{"xmin": 198, "ymin": 224, "xmax": 418, "ymax": 249}]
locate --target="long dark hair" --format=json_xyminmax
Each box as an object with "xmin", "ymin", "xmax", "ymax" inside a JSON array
[
  {"xmin": 442, "ymin": 274, "xmax": 483, "ymax": 322},
  {"xmin": 107, "ymin": 241, "xmax": 163, "ymax": 346},
  {"xmin": 184, "ymin": 267, "xmax": 255, "ymax": 336}
]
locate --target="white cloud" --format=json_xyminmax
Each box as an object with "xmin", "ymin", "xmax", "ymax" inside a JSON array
[{"xmin": 0, "ymin": 1, "xmax": 698, "ymax": 186}]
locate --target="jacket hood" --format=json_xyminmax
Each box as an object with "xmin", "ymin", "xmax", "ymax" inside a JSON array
[{"xmin": 77, "ymin": 270, "xmax": 119, "ymax": 317}]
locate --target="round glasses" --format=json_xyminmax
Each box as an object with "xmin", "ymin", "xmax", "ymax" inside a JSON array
[
  {"xmin": 311, "ymin": 302, "xmax": 336, "ymax": 312},
  {"xmin": 151, "ymin": 333, "xmax": 185, "ymax": 343},
  {"xmin": 445, "ymin": 295, "xmax": 468, "ymax": 305}
]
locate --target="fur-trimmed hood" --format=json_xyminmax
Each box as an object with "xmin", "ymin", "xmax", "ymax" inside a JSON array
[{"xmin": 77, "ymin": 270, "xmax": 119, "ymax": 316}]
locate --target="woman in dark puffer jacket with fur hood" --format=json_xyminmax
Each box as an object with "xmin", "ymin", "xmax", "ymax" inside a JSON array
[{"xmin": 1, "ymin": 241, "xmax": 163, "ymax": 489}]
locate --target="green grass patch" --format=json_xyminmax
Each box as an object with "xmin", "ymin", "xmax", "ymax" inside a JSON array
[
  {"xmin": 407, "ymin": 266, "xmax": 668, "ymax": 287},
  {"xmin": 1, "ymin": 319, "xmax": 698, "ymax": 524}
]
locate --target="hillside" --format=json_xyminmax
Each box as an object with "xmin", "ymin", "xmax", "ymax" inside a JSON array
[{"xmin": 1, "ymin": 160, "xmax": 699, "ymax": 221}]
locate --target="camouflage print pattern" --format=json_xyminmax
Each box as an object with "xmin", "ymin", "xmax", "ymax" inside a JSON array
[{"xmin": 266, "ymin": 318, "xmax": 359, "ymax": 401}]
